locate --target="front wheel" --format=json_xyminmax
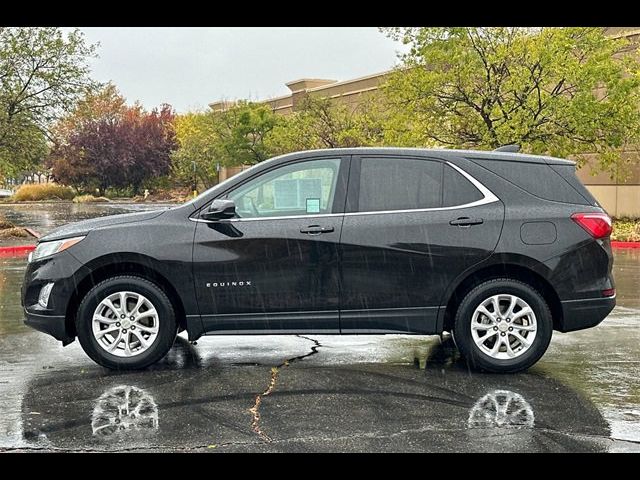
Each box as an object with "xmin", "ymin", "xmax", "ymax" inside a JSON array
[
  {"xmin": 453, "ymin": 278, "xmax": 553, "ymax": 373},
  {"xmin": 76, "ymin": 275, "xmax": 178, "ymax": 370}
]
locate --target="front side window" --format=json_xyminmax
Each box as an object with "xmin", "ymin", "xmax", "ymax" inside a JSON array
[
  {"xmin": 227, "ymin": 158, "xmax": 341, "ymax": 219},
  {"xmin": 358, "ymin": 157, "xmax": 443, "ymax": 212}
]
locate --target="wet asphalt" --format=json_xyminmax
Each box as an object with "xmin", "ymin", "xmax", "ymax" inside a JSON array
[{"xmin": 0, "ymin": 203, "xmax": 639, "ymax": 452}]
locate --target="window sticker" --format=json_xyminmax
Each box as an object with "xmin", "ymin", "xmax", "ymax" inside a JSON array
[{"xmin": 306, "ymin": 198, "xmax": 321, "ymax": 214}]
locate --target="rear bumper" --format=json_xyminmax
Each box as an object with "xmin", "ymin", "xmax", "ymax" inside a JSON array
[
  {"xmin": 24, "ymin": 309, "xmax": 74, "ymax": 346},
  {"xmin": 558, "ymin": 296, "xmax": 616, "ymax": 332}
]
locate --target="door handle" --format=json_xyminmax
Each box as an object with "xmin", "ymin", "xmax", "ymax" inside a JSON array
[
  {"xmin": 449, "ymin": 217, "xmax": 484, "ymax": 227},
  {"xmin": 300, "ymin": 225, "xmax": 335, "ymax": 235}
]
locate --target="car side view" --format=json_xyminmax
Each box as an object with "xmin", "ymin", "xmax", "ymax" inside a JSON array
[{"xmin": 22, "ymin": 147, "xmax": 616, "ymax": 372}]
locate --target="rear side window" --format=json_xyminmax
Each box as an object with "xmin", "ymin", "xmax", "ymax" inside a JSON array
[
  {"xmin": 443, "ymin": 164, "xmax": 483, "ymax": 207},
  {"xmin": 471, "ymin": 158, "xmax": 590, "ymax": 205},
  {"xmin": 549, "ymin": 164, "xmax": 599, "ymax": 207},
  {"xmin": 358, "ymin": 157, "xmax": 442, "ymax": 212}
]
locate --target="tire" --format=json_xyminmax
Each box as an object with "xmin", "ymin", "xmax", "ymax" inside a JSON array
[
  {"xmin": 76, "ymin": 275, "xmax": 178, "ymax": 370},
  {"xmin": 453, "ymin": 278, "xmax": 553, "ymax": 373}
]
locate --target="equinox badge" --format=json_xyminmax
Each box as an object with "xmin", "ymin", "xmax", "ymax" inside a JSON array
[{"xmin": 206, "ymin": 281, "xmax": 252, "ymax": 288}]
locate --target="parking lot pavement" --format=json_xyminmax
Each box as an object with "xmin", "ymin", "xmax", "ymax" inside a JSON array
[
  {"xmin": 1, "ymin": 327, "xmax": 639, "ymax": 452},
  {"xmin": 1, "ymin": 250, "xmax": 639, "ymax": 452}
]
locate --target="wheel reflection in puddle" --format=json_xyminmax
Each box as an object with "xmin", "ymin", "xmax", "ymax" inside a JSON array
[
  {"xmin": 91, "ymin": 385, "xmax": 158, "ymax": 438},
  {"xmin": 468, "ymin": 389, "xmax": 534, "ymax": 429}
]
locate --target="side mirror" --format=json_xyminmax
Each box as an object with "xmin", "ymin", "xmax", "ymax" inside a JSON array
[{"xmin": 201, "ymin": 199, "xmax": 236, "ymax": 221}]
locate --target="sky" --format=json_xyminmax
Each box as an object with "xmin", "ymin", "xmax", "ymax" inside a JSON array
[{"xmin": 70, "ymin": 27, "xmax": 408, "ymax": 113}]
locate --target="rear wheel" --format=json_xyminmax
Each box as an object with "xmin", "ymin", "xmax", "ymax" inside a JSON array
[
  {"xmin": 76, "ymin": 275, "xmax": 178, "ymax": 370},
  {"xmin": 453, "ymin": 278, "xmax": 553, "ymax": 373}
]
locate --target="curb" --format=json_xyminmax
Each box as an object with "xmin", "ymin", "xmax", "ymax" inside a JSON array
[
  {"xmin": 611, "ymin": 241, "xmax": 640, "ymax": 249},
  {"xmin": 0, "ymin": 244, "xmax": 35, "ymax": 258}
]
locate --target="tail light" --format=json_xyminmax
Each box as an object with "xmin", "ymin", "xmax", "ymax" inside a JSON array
[{"xmin": 571, "ymin": 212, "xmax": 612, "ymax": 239}]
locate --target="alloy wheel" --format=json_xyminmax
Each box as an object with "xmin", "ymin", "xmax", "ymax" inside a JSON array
[
  {"xmin": 92, "ymin": 291, "xmax": 160, "ymax": 357},
  {"xmin": 470, "ymin": 294, "xmax": 537, "ymax": 360}
]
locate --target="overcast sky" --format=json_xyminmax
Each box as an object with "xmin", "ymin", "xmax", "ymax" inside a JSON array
[{"xmin": 71, "ymin": 27, "xmax": 407, "ymax": 113}]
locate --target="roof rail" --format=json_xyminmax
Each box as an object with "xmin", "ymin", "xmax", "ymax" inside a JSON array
[{"xmin": 494, "ymin": 144, "xmax": 520, "ymax": 153}]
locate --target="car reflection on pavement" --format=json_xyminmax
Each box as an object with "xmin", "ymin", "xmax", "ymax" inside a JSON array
[
  {"xmin": 91, "ymin": 385, "xmax": 159, "ymax": 438},
  {"xmin": 467, "ymin": 390, "xmax": 535, "ymax": 429},
  {"xmin": 18, "ymin": 337, "xmax": 612, "ymax": 452}
]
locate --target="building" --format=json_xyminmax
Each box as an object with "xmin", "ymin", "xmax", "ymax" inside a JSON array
[
  {"xmin": 210, "ymin": 28, "xmax": 640, "ymax": 218},
  {"xmin": 210, "ymin": 72, "xmax": 391, "ymax": 117}
]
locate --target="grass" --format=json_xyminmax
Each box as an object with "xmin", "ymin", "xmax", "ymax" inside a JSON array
[
  {"xmin": 612, "ymin": 218, "xmax": 640, "ymax": 242},
  {"xmin": 12, "ymin": 183, "xmax": 75, "ymax": 201},
  {"xmin": 73, "ymin": 194, "xmax": 110, "ymax": 203}
]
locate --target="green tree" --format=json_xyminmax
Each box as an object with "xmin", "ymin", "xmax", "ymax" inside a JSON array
[
  {"xmin": 0, "ymin": 27, "xmax": 98, "ymax": 178},
  {"xmin": 212, "ymin": 101, "xmax": 279, "ymax": 165},
  {"xmin": 0, "ymin": 118, "xmax": 47, "ymax": 180},
  {"xmin": 268, "ymin": 95, "xmax": 386, "ymax": 154},
  {"xmin": 382, "ymin": 27, "xmax": 640, "ymax": 174},
  {"xmin": 171, "ymin": 111, "xmax": 221, "ymax": 188},
  {"xmin": 172, "ymin": 102, "xmax": 281, "ymax": 188}
]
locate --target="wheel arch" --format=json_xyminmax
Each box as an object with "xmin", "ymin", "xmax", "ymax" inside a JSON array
[
  {"xmin": 65, "ymin": 253, "xmax": 187, "ymax": 337},
  {"xmin": 441, "ymin": 258, "xmax": 563, "ymax": 332}
]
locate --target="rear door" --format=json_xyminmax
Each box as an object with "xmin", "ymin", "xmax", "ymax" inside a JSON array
[{"xmin": 339, "ymin": 154, "xmax": 504, "ymax": 333}]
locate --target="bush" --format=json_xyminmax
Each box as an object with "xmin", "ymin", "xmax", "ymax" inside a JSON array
[
  {"xmin": 12, "ymin": 183, "xmax": 75, "ymax": 201},
  {"xmin": 143, "ymin": 175, "xmax": 173, "ymax": 192},
  {"xmin": 612, "ymin": 218, "xmax": 640, "ymax": 242},
  {"xmin": 0, "ymin": 216, "xmax": 15, "ymax": 229},
  {"xmin": 103, "ymin": 186, "xmax": 135, "ymax": 199},
  {"xmin": 0, "ymin": 227, "xmax": 28, "ymax": 238},
  {"xmin": 73, "ymin": 194, "xmax": 110, "ymax": 203}
]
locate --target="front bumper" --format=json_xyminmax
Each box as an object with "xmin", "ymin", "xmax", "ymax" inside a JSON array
[
  {"xmin": 558, "ymin": 295, "xmax": 616, "ymax": 332},
  {"xmin": 24, "ymin": 309, "xmax": 74, "ymax": 345},
  {"xmin": 21, "ymin": 250, "xmax": 90, "ymax": 345}
]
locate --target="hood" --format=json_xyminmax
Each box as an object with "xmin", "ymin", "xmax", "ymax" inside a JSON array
[{"xmin": 40, "ymin": 209, "xmax": 167, "ymax": 242}]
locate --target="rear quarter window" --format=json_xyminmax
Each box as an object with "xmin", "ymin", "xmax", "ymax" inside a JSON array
[
  {"xmin": 549, "ymin": 164, "xmax": 600, "ymax": 207},
  {"xmin": 469, "ymin": 158, "xmax": 590, "ymax": 205}
]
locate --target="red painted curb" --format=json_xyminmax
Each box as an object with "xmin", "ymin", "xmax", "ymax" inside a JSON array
[
  {"xmin": 611, "ymin": 241, "xmax": 640, "ymax": 249},
  {"xmin": 0, "ymin": 244, "xmax": 35, "ymax": 258}
]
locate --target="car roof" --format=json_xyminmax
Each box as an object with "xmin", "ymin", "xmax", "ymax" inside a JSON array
[{"xmin": 273, "ymin": 147, "xmax": 576, "ymax": 166}]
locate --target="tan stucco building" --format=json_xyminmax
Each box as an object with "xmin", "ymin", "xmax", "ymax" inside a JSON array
[{"xmin": 211, "ymin": 27, "xmax": 640, "ymax": 218}]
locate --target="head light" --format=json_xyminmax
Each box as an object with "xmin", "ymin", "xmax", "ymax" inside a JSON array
[{"xmin": 30, "ymin": 236, "xmax": 86, "ymax": 263}]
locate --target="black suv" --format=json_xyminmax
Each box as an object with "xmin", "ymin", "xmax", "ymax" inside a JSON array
[{"xmin": 22, "ymin": 148, "xmax": 615, "ymax": 372}]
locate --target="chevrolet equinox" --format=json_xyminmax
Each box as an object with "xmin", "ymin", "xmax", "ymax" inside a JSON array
[{"xmin": 22, "ymin": 148, "xmax": 616, "ymax": 372}]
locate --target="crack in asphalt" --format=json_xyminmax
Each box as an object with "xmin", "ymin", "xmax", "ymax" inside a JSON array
[
  {"xmin": 249, "ymin": 366, "xmax": 280, "ymax": 441},
  {"xmin": 248, "ymin": 335, "xmax": 322, "ymax": 442}
]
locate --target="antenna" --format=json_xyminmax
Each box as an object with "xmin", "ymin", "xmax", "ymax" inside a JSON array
[{"xmin": 494, "ymin": 144, "xmax": 520, "ymax": 153}]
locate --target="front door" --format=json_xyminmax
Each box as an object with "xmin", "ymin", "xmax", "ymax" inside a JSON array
[
  {"xmin": 192, "ymin": 156, "xmax": 348, "ymax": 333},
  {"xmin": 339, "ymin": 155, "xmax": 504, "ymax": 333}
]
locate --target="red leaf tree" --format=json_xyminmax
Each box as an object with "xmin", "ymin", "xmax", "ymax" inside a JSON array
[{"xmin": 49, "ymin": 86, "xmax": 177, "ymax": 195}]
